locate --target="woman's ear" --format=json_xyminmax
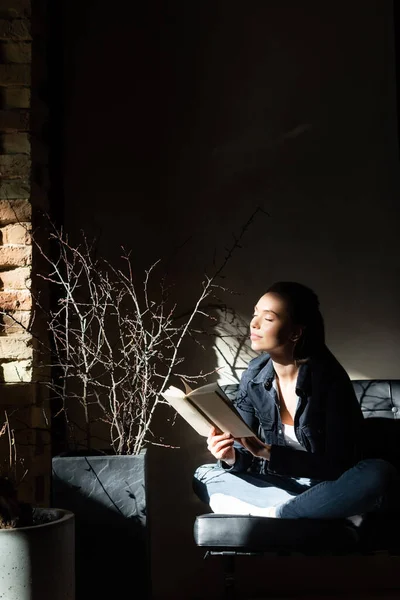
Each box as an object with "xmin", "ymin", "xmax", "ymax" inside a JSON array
[{"xmin": 290, "ymin": 326, "xmax": 304, "ymax": 343}]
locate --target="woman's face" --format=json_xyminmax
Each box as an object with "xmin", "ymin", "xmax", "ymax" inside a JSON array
[{"xmin": 250, "ymin": 293, "xmax": 300, "ymax": 354}]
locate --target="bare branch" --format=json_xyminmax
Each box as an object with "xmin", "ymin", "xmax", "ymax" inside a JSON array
[{"xmin": 0, "ymin": 209, "xmax": 265, "ymax": 455}]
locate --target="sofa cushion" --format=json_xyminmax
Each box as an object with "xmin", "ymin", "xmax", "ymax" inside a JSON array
[
  {"xmin": 352, "ymin": 381, "xmax": 400, "ymax": 469},
  {"xmin": 194, "ymin": 513, "xmax": 359, "ymax": 554},
  {"xmin": 360, "ymin": 418, "xmax": 400, "ymax": 469},
  {"xmin": 352, "ymin": 380, "xmax": 400, "ymax": 419}
]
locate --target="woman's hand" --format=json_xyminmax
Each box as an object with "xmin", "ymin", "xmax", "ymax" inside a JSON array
[
  {"xmin": 207, "ymin": 427, "xmax": 236, "ymax": 465},
  {"xmin": 236, "ymin": 436, "xmax": 271, "ymax": 460}
]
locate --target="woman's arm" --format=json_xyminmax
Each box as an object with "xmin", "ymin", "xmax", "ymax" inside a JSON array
[{"xmin": 218, "ymin": 383, "xmax": 260, "ymax": 472}]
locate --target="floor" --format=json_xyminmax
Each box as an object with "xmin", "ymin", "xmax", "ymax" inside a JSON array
[{"xmin": 183, "ymin": 553, "xmax": 400, "ymax": 600}]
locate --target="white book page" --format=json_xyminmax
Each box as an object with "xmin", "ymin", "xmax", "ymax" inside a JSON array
[
  {"xmin": 161, "ymin": 387, "xmax": 213, "ymax": 437},
  {"xmin": 188, "ymin": 383, "xmax": 254, "ymax": 438}
]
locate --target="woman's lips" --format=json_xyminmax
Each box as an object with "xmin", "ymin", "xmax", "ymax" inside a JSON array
[{"xmin": 250, "ymin": 334, "xmax": 262, "ymax": 340}]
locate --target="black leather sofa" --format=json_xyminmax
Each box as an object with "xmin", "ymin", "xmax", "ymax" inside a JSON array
[{"xmin": 193, "ymin": 380, "xmax": 400, "ymax": 598}]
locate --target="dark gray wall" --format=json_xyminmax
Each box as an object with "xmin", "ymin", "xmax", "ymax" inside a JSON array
[{"xmin": 61, "ymin": 2, "xmax": 400, "ymax": 598}]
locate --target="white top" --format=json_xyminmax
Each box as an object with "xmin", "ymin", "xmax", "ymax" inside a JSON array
[
  {"xmin": 282, "ymin": 423, "xmax": 305, "ymax": 451},
  {"xmin": 271, "ymin": 377, "xmax": 306, "ymax": 453}
]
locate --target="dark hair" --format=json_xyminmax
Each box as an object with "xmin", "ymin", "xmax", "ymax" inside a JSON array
[{"xmin": 265, "ymin": 281, "xmax": 325, "ymax": 362}]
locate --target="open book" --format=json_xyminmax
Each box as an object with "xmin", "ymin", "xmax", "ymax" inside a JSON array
[{"xmin": 161, "ymin": 381, "xmax": 254, "ymax": 438}]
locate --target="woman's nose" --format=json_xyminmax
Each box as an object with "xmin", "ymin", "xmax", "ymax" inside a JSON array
[{"xmin": 251, "ymin": 316, "xmax": 260, "ymax": 329}]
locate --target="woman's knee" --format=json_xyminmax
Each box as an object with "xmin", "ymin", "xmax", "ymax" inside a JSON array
[
  {"xmin": 193, "ymin": 463, "xmax": 218, "ymax": 483},
  {"xmin": 356, "ymin": 458, "xmax": 399, "ymax": 491},
  {"xmin": 193, "ymin": 463, "xmax": 220, "ymax": 504}
]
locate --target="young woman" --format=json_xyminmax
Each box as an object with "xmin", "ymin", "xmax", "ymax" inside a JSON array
[{"xmin": 193, "ymin": 282, "xmax": 399, "ymax": 519}]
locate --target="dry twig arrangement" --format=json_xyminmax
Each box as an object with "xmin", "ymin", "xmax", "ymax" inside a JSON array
[{"xmin": 4, "ymin": 208, "xmax": 267, "ymax": 455}]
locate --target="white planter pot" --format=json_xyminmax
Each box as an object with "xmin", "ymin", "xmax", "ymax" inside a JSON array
[{"xmin": 0, "ymin": 508, "xmax": 75, "ymax": 600}]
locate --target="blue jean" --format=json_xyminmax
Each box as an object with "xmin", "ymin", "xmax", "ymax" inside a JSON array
[{"xmin": 193, "ymin": 459, "xmax": 400, "ymax": 518}]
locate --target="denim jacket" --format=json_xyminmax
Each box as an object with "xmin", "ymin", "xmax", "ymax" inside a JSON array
[{"xmin": 227, "ymin": 346, "xmax": 363, "ymax": 481}]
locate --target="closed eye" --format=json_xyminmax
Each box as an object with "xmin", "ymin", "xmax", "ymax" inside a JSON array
[{"xmin": 253, "ymin": 313, "xmax": 273, "ymax": 322}]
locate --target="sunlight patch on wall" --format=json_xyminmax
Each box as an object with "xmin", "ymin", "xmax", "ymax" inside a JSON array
[{"xmin": 213, "ymin": 308, "xmax": 257, "ymax": 385}]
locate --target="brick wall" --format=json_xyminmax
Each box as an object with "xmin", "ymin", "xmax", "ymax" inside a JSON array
[{"xmin": 0, "ymin": 0, "xmax": 50, "ymax": 505}]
